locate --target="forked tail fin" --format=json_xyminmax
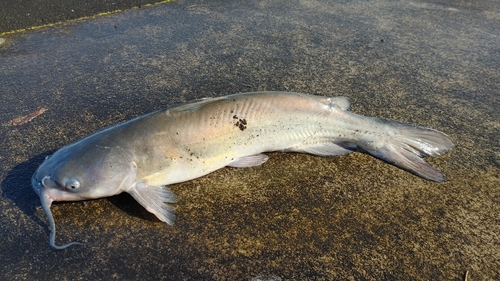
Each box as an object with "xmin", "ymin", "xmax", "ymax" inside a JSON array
[{"xmin": 364, "ymin": 119, "xmax": 454, "ymax": 182}]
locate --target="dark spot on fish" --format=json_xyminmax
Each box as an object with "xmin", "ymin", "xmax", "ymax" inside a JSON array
[{"xmin": 233, "ymin": 117, "xmax": 247, "ymax": 131}]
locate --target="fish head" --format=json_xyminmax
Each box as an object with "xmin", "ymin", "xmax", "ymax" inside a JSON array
[
  {"xmin": 32, "ymin": 142, "xmax": 137, "ymax": 205},
  {"xmin": 31, "ymin": 136, "xmax": 138, "ymax": 249}
]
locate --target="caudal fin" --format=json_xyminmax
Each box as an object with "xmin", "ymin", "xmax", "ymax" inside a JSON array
[{"xmin": 365, "ymin": 119, "xmax": 454, "ymax": 182}]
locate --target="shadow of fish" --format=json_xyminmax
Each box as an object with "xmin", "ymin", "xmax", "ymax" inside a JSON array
[{"xmin": 31, "ymin": 92, "xmax": 453, "ymax": 249}]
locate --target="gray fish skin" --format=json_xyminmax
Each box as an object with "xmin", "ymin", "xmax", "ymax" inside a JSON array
[{"xmin": 31, "ymin": 91, "xmax": 453, "ymax": 249}]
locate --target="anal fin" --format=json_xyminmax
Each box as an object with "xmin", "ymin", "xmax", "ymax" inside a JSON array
[{"xmin": 287, "ymin": 142, "xmax": 355, "ymax": 156}]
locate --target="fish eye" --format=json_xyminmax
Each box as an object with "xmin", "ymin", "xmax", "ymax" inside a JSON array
[{"xmin": 65, "ymin": 179, "xmax": 80, "ymax": 190}]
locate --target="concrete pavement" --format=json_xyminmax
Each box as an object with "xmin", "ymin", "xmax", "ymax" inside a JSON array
[{"xmin": 1, "ymin": 0, "xmax": 499, "ymax": 279}]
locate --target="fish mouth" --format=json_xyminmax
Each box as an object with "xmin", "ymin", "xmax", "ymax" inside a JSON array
[
  {"xmin": 32, "ymin": 176, "xmax": 55, "ymax": 209},
  {"xmin": 31, "ymin": 172, "xmax": 55, "ymax": 205},
  {"xmin": 31, "ymin": 171, "xmax": 43, "ymax": 197}
]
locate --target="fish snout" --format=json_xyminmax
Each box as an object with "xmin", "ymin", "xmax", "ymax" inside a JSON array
[
  {"xmin": 32, "ymin": 169, "xmax": 57, "ymax": 199},
  {"xmin": 31, "ymin": 171, "xmax": 43, "ymax": 196}
]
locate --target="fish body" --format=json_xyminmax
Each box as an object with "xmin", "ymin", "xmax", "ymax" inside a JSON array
[{"xmin": 31, "ymin": 92, "xmax": 453, "ymax": 249}]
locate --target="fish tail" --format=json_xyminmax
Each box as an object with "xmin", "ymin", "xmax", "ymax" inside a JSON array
[{"xmin": 362, "ymin": 119, "xmax": 454, "ymax": 182}]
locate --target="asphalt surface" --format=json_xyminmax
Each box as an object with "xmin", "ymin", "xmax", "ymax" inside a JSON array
[
  {"xmin": 0, "ymin": 0, "xmax": 172, "ymax": 35},
  {"xmin": 1, "ymin": 0, "xmax": 499, "ymax": 280}
]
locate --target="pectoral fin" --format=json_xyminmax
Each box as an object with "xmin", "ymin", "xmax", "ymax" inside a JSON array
[{"xmin": 127, "ymin": 182, "xmax": 178, "ymax": 225}]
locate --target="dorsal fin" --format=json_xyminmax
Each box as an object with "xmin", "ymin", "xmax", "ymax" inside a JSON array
[{"xmin": 166, "ymin": 96, "xmax": 227, "ymax": 114}]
